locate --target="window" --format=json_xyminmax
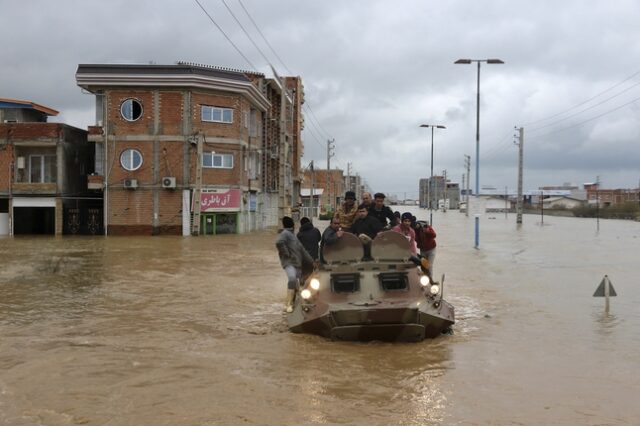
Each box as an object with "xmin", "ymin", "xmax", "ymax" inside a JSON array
[
  {"xmin": 29, "ymin": 155, "xmax": 57, "ymax": 183},
  {"xmin": 201, "ymin": 105, "xmax": 233, "ymax": 123},
  {"xmin": 203, "ymin": 152, "xmax": 233, "ymax": 169},
  {"xmin": 95, "ymin": 142, "xmax": 104, "ymax": 175},
  {"xmin": 378, "ymin": 273, "xmax": 409, "ymax": 291},
  {"xmin": 249, "ymin": 109, "xmax": 258, "ymax": 137},
  {"xmin": 120, "ymin": 98, "xmax": 143, "ymax": 121},
  {"xmin": 331, "ymin": 273, "xmax": 360, "ymax": 293},
  {"xmin": 120, "ymin": 149, "xmax": 143, "ymax": 171}
]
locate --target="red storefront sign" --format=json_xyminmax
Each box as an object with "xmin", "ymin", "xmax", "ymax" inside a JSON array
[{"xmin": 192, "ymin": 189, "xmax": 241, "ymax": 212}]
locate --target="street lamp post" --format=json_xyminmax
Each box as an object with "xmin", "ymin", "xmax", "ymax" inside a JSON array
[
  {"xmin": 419, "ymin": 124, "xmax": 446, "ymax": 225},
  {"xmin": 454, "ymin": 58, "xmax": 504, "ymax": 248}
]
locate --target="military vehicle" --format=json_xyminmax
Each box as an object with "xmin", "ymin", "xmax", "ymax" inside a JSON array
[{"xmin": 287, "ymin": 230, "xmax": 455, "ymax": 342}]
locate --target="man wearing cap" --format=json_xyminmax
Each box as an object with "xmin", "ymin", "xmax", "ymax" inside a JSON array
[
  {"xmin": 335, "ymin": 190, "xmax": 358, "ymax": 232},
  {"xmin": 276, "ymin": 216, "xmax": 314, "ymax": 313},
  {"xmin": 369, "ymin": 192, "xmax": 397, "ymax": 228},
  {"xmin": 392, "ymin": 212, "xmax": 418, "ymax": 255}
]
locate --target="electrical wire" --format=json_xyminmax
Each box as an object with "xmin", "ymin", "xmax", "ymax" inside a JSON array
[
  {"xmin": 220, "ymin": 0, "xmax": 273, "ymax": 67},
  {"xmin": 526, "ymin": 79, "xmax": 640, "ymax": 135},
  {"xmin": 237, "ymin": 0, "xmax": 293, "ymax": 75},
  {"xmin": 193, "ymin": 0, "xmax": 257, "ymax": 71},
  {"xmin": 522, "ymin": 68, "xmax": 640, "ymax": 127},
  {"xmin": 528, "ymin": 93, "xmax": 640, "ymax": 142}
]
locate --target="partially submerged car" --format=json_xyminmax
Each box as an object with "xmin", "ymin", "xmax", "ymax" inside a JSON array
[{"xmin": 287, "ymin": 230, "xmax": 454, "ymax": 342}]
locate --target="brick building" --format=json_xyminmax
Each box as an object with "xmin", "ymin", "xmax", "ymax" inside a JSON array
[
  {"xmin": 0, "ymin": 98, "xmax": 92, "ymax": 235},
  {"xmin": 75, "ymin": 62, "xmax": 303, "ymax": 235},
  {"xmin": 301, "ymin": 168, "xmax": 345, "ymax": 214},
  {"xmin": 584, "ymin": 182, "xmax": 640, "ymax": 207}
]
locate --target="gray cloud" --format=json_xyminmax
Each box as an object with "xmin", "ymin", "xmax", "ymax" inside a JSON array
[{"xmin": 2, "ymin": 0, "xmax": 640, "ymax": 197}]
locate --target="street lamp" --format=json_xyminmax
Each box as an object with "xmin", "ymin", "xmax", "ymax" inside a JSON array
[
  {"xmin": 419, "ymin": 124, "xmax": 446, "ymax": 226},
  {"xmin": 454, "ymin": 58, "xmax": 504, "ymax": 248}
]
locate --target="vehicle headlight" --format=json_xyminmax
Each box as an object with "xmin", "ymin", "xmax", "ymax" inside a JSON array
[
  {"xmin": 429, "ymin": 284, "xmax": 440, "ymax": 295},
  {"xmin": 420, "ymin": 275, "xmax": 431, "ymax": 287},
  {"xmin": 310, "ymin": 278, "xmax": 320, "ymax": 290},
  {"xmin": 300, "ymin": 289, "xmax": 312, "ymax": 299}
]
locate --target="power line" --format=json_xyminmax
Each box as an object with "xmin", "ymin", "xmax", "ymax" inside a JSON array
[
  {"xmin": 303, "ymin": 103, "xmax": 334, "ymax": 140},
  {"xmin": 528, "ymin": 93, "xmax": 640, "ymax": 142},
  {"xmin": 527, "ymin": 79, "xmax": 640, "ymax": 134},
  {"xmin": 523, "ymin": 69, "xmax": 640, "ymax": 126},
  {"xmin": 193, "ymin": 0, "xmax": 257, "ymax": 71},
  {"xmin": 220, "ymin": 0, "xmax": 273, "ymax": 67},
  {"xmin": 236, "ymin": 0, "xmax": 334, "ymax": 141},
  {"xmin": 237, "ymin": 0, "xmax": 293, "ymax": 75}
]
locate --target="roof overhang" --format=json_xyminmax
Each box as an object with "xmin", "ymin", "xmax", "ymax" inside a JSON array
[
  {"xmin": 75, "ymin": 64, "xmax": 271, "ymax": 112},
  {"xmin": 0, "ymin": 98, "xmax": 58, "ymax": 116}
]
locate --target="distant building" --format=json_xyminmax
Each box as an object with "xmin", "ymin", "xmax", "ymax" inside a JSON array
[
  {"xmin": 301, "ymin": 168, "xmax": 344, "ymax": 213},
  {"xmin": 0, "ymin": 98, "xmax": 93, "ymax": 235},
  {"xmin": 419, "ymin": 176, "xmax": 459, "ymax": 209},
  {"xmin": 542, "ymin": 196, "xmax": 585, "ymax": 209},
  {"xmin": 584, "ymin": 182, "xmax": 640, "ymax": 207}
]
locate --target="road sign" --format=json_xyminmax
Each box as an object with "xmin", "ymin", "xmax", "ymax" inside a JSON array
[{"xmin": 593, "ymin": 275, "xmax": 617, "ymax": 297}]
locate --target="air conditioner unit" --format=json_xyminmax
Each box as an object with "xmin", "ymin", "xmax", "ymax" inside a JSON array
[
  {"xmin": 124, "ymin": 178, "xmax": 138, "ymax": 189},
  {"xmin": 162, "ymin": 176, "xmax": 176, "ymax": 189}
]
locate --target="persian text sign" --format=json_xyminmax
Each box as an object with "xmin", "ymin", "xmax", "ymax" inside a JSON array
[{"xmin": 194, "ymin": 189, "xmax": 241, "ymax": 212}]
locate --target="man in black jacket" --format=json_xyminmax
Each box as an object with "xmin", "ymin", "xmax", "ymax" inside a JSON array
[
  {"xmin": 351, "ymin": 204, "xmax": 383, "ymax": 259},
  {"xmin": 297, "ymin": 217, "xmax": 322, "ymax": 261},
  {"xmin": 369, "ymin": 192, "xmax": 397, "ymax": 228},
  {"xmin": 351, "ymin": 204, "xmax": 383, "ymax": 241}
]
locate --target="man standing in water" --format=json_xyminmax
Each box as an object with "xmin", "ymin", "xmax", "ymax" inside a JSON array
[{"xmin": 276, "ymin": 216, "xmax": 314, "ymax": 313}]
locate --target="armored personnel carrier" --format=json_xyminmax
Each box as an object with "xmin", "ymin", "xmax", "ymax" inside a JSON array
[{"xmin": 287, "ymin": 230, "xmax": 454, "ymax": 342}]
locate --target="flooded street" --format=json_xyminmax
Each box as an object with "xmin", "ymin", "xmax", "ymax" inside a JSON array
[{"xmin": 1, "ymin": 208, "xmax": 639, "ymax": 425}]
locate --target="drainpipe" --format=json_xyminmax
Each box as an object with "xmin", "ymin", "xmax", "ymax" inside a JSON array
[{"xmin": 103, "ymin": 93, "xmax": 109, "ymax": 236}]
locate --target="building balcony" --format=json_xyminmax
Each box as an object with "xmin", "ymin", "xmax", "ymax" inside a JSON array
[
  {"xmin": 12, "ymin": 182, "xmax": 57, "ymax": 194},
  {"xmin": 88, "ymin": 125, "xmax": 103, "ymax": 135},
  {"xmin": 88, "ymin": 174, "xmax": 104, "ymax": 190}
]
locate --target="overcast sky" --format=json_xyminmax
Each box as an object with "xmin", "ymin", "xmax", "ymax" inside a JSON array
[{"xmin": 3, "ymin": 0, "xmax": 640, "ymax": 197}]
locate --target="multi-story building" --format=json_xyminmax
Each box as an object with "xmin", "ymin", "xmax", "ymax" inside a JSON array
[
  {"xmin": 419, "ymin": 176, "xmax": 460, "ymax": 209},
  {"xmin": 75, "ymin": 62, "xmax": 303, "ymax": 235},
  {"xmin": 0, "ymin": 98, "xmax": 93, "ymax": 235},
  {"xmin": 301, "ymin": 168, "xmax": 345, "ymax": 215}
]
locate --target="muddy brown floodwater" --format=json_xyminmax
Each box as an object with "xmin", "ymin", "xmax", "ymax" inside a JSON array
[{"xmin": 1, "ymin": 208, "xmax": 639, "ymax": 425}]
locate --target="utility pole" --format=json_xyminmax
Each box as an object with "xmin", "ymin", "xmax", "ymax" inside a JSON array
[
  {"xmin": 462, "ymin": 173, "xmax": 465, "ymax": 212},
  {"xmin": 192, "ymin": 133, "xmax": 203, "ymax": 235},
  {"xmin": 505, "ymin": 186, "xmax": 508, "ymax": 218},
  {"xmin": 326, "ymin": 139, "xmax": 335, "ymax": 211},
  {"xmin": 347, "ymin": 162, "xmax": 352, "ymax": 191},
  {"xmin": 596, "ymin": 176, "xmax": 600, "ymax": 232},
  {"xmin": 464, "ymin": 154, "xmax": 471, "ymax": 217},
  {"xmin": 310, "ymin": 160, "xmax": 316, "ymax": 218},
  {"xmin": 442, "ymin": 169, "xmax": 447, "ymax": 211},
  {"xmin": 515, "ymin": 127, "xmax": 524, "ymax": 224}
]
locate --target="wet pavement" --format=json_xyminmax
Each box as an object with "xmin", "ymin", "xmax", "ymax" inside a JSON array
[{"xmin": 1, "ymin": 208, "xmax": 639, "ymax": 425}]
